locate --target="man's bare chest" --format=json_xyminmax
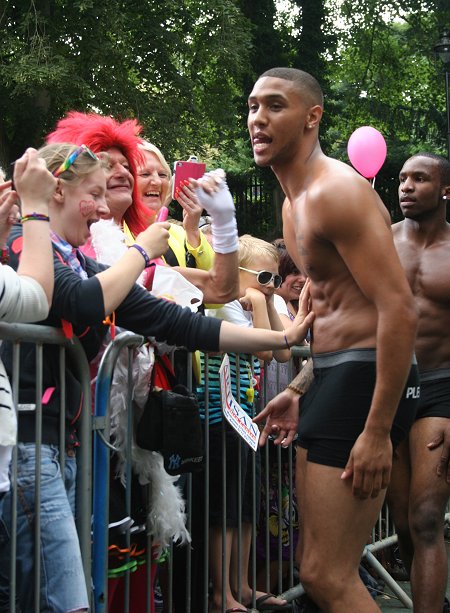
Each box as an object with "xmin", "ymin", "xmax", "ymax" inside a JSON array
[{"xmin": 397, "ymin": 241, "xmax": 450, "ymax": 305}]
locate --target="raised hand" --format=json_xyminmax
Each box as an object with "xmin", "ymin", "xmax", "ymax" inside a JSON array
[
  {"xmin": 135, "ymin": 221, "xmax": 170, "ymax": 260},
  {"xmin": 15, "ymin": 148, "xmax": 56, "ymax": 211},
  {"xmin": 285, "ymin": 278, "xmax": 314, "ymax": 347}
]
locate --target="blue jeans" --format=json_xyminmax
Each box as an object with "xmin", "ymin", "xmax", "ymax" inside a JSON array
[{"xmin": 0, "ymin": 443, "xmax": 89, "ymax": 612}]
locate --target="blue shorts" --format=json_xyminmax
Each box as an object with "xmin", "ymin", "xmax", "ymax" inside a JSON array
[
  {"xmin": 297, "ymin": 349, "xmax": 420, "ymax": 468},
  {"xmin": 417, "ymin": 368, "xmax": 450, "ymax": 419},
  {"xmin": 0, "ymin": 444, "xmax": 89, "ymax": 612}
]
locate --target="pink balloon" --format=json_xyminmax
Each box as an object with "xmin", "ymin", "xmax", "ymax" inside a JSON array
[{"xmin": 347, "ymin": 126, "xmax": 387, "ymax": 179}]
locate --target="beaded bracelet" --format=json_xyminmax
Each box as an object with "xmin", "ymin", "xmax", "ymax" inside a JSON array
[
  {"xmin": 130, "ymin": 243, "xmax": 151, "ymax": 268},
  {"xmin": 21, "ymin": 213, "xmax": 50, "ymax": 223},
  {"xmin": 286, "ymin": 383, "xmax": 305, "ymax": 397}
]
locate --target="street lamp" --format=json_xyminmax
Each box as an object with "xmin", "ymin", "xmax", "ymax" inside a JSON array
[{"xmin": 433, "ymin": 30, "xmax": 450, "ymax": 160}]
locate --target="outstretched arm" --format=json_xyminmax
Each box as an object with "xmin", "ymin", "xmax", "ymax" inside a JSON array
[
  {"xmin": 219, "ymin": 280, "xmax": 314, "ymax": 358},
  {"xmin": 96, "ymin": 221, "xmax": 170, "ymax": 314}
]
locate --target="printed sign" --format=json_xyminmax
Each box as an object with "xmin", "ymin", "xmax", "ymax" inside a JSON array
[{"xmin": 219, "ymin": 354, "xmax": 260, "ymax": 451}]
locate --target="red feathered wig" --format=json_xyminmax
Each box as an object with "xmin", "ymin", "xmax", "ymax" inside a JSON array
[{"xmin": 46, "ymin": 111, "xmax": 151, "ymax": 237}]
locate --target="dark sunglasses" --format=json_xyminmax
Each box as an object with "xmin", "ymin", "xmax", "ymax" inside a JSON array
[
  {"xmin": 53, "ymin": 144, "xmax": 98, "ymax": 178},
  {"xmin": 239, "ymin": 266, "xmax": 282, "ymax": 289}
]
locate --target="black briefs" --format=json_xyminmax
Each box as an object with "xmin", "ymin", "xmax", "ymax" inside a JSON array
[
  {"xmin": 416, "ymin": 368, "xmax": 450, "ymax": 420},
  {"xmin": 296, "ymin": 348, "xmax": 420, "ymax": 468}
]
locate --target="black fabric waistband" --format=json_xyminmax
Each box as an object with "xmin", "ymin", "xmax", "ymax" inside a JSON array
[
  {"xmin": 313, "ymin": 348, "xmax": 417, "ymax": 368},
  {"xmin": 420, "ymin": 367, "xmax": 450, "ymax": 382}
]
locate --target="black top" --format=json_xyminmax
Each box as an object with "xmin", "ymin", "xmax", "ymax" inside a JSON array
[{"xmin": 2, "ymin": 224, "xmax": 222, "ymax": 446}]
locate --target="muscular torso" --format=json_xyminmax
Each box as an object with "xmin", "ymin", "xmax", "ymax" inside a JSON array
[
  {"xmin": 393, "ymin": 222, "xmax": 450, "ymax": 371},
  {"xmin": 283, "ymin": 156, "xmax": 393, "ymax": 354}
]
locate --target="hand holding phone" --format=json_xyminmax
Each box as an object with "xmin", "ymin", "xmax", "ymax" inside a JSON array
[{"xmin": 172, "ymin": 158, "xmax": 206, "ymax": 201}]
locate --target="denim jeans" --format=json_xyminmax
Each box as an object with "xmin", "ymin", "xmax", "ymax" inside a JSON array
[{"xmin": 0, "ymin": 443, "xmax": 89, "ymax": 612}]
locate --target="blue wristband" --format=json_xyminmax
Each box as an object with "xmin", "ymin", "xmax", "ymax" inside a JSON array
[{"xmin": 130, "ymin": 244, "xmax": 151, "ymax": 268}]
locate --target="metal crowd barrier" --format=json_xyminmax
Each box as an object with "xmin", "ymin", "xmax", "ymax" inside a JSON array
[
  {"xmin": 92, "ymin": 338, "xmax": 450, "ymax": 612},
  {"xmin": 0, "ymin": 322, "xmax": 92, "ymax": 613},
  {"xmin": 3, "ymin": 324, "xmax": 448, "ymax": 612}
]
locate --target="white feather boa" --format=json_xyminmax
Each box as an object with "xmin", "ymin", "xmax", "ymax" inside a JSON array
[{"xmin": 89, "ymin": 219, "xmax": 190, "ymax": 551}]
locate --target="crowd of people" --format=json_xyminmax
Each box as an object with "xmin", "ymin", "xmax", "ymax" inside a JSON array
[{"xmin": 0, "ymin": 65, "xmax": 449, "ymax": 613}]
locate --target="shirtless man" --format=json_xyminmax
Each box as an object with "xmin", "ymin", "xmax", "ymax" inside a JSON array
[
  {"xmin": 251, "ymin": 67, "xmax": 419, "ymax": 612},
  {"xmin": 387, "ymin": 152, "xmax": 450, "ymax": 613}
]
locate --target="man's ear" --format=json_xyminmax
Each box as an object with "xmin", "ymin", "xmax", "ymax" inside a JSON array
[{"xmin": 306, "ymin": 105, "xmax": 323, "ymax": 129}]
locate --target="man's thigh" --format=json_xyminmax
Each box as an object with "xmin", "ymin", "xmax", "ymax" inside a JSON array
[
  {"xmin": 296, "ymin": 453, "xmax": 385, "ymax": 572},
  {"xmin": 409, "ymin": 417, "xmax": 450, "ymax": 509}
]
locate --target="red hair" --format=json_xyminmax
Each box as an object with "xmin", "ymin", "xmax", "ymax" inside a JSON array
[{"xmin": 46, "ymin": 111, "xmax": 151, "ymax": 236}]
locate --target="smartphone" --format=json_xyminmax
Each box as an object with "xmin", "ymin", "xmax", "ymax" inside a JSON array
[{"xmin": 172, "ymin": 159, "xmax": 206, "ymax": 200}]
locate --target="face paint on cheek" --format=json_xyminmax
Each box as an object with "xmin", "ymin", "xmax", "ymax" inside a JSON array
[{"xmin": 79, "ymin": 200, "xmax": 96, "ymax": 217}]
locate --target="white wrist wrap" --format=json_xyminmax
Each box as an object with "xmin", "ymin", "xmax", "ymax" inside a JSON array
[
  {"xmin": 211, "ymin": 217, "xmax": 239, "ymax": 254},
  {"xmin": 195, "ymin": 170, "xmax": 238, "ymax": 254}
]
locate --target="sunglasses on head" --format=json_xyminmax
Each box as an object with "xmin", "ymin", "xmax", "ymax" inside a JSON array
[
  {"xmin": 53, "ymin": 144, "xmax": 98, "ymax": 178},
  {"xmin": 239, "ymin": 266, "xmax": 283, "ymax": 289}
]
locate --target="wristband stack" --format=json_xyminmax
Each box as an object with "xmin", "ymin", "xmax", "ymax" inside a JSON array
[{"xmin": 21, "ymin": 213, "xmax": 50, "ymax": 223}]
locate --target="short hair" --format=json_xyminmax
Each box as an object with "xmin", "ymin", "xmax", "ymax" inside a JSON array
[
  {"xmin": 407, "ymin": 152, "xmax": 450, "ymax": 187},
  {"xmin": 139, "ymin": 141, "xmax": 171, "ymax": 179},
  {"xmin": 272, "ymin": 238, "xmax": 300, "ymax": 280},
  {"xmin": 238, "ymin": 234, "xmax": 279, "ymax": 268},
  {"xmin": 259, "ymin": 67, "xmax": 324, "ymax": 107},
  {"xmin": 37, "ymin": 143, "xmax": 107, "ymax": 184},
  {"xmin": 138, "ymin": 140, "xmax": 173, "ymax": 205},
  {"xmin": 46, "ymin": 111, "xmax": 150, "ymax": 236}
]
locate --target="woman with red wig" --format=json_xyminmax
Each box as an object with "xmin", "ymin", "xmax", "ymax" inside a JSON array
[
  {"xmin": 47, "ymin": 111, "xmax": 237, "ymax": 302},
  {"xmin": 47, "ymin": 111, "xmax": 150, "ymax": 240},
  {"xmin": 46, "ymin": 111, "xmax": 241, "ymax": 613}
]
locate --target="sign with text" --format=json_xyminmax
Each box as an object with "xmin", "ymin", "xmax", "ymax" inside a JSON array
[{"xmin": 219, "ymin": 354, "xmax": 260, "ymax": 451}]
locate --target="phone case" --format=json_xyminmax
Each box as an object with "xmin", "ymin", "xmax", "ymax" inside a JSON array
[{"xmin": 172, "ymin": 160, "xmax": 206, "ymax": 200}]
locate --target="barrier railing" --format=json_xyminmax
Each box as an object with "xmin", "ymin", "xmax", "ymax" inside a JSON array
[
  {"xmin": 93, "ymin": 336, "xmax": 431, "ymax": 612},
  {"xmin": 4, "ymin": 325, "xmax": 447, "ymax": 612},
  {"xmin": 0, "ymin": 322, "xmax": 92, "ymax": 612}
]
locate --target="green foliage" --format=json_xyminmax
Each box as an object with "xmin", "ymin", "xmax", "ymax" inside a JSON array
[
  {"xmin": 2, "ymin": 0, "xmax": 450, "ymax": 235},
  {"xmin": 0, "ymin": 0, "xmax": 252, "ymax": 170}
]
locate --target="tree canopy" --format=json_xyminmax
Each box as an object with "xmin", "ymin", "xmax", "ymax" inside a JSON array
[{"xmin": 1, "ymin": 0, "xmax": 450, "ymax": 226}]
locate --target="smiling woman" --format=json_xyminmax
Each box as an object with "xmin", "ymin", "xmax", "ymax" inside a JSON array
[
  {"xmin": 137, "ymin": 141, "xmax": 171, "ymax": 216},
  {"xmin": 136, "ymin": 140, "xmax": 215, "ymax": 271},
  {"xmin": 37, "ymin": 143, "xmax": 109, "ymax": 247},
  {"xmin": 46, "ymin": 111, "xmax": 151, "ymax": 239}
]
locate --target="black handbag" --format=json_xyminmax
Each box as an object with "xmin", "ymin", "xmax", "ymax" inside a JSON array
[{"xmin": 136, "ymin": 383, "xmax": 204, "ymax": 475}]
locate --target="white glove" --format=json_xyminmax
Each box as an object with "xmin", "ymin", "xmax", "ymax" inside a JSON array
[{"xmin": 194, "ymin": 170, "xmax": 238, "ymax": 254}]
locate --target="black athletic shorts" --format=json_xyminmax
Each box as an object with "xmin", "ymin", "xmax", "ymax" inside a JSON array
[
  {"xmin": 296, "ymin": 348, "xmax": 420, "ymax": 468},
  {"xmin": 416, "ymin": 368, "xmax": 450, "ymax": 420}
]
